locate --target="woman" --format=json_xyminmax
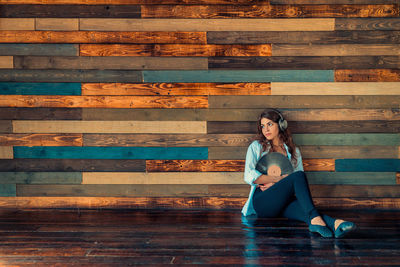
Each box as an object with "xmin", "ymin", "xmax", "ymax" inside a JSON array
[{"xmin": 242, "ymin": 109, "xmax": 356, "ymax": 238}]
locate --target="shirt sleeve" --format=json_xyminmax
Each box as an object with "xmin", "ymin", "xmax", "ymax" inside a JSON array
[
  {"xmin": 244, "ymin": 141, "xmax": 263, "ymax": 185},
  {"xmin": 293, "ymin": 147, "xmax": 304, "ymax": 172}
]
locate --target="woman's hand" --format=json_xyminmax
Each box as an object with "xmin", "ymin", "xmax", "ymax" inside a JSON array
[{"xmin": 258, "ymin": 174, "xmax": 289, "ymax": 191}]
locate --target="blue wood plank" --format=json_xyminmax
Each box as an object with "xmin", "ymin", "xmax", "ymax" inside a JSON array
[
  {"xmin": 0, "ymin": 82, "xmax": 81, "ymax": 95},
  {"xmin": 0, "ymin": 44, "xmax": 78, "ymax": 56},
  {"xmin": 293, "ymin": 134, "xmax": 400, "ymax": 146},
  {"xmin": 14, "ymin": 147, "xmax": 208, "ymax": 160},
  {"xmin": 0, "ymin": 184, "xmax": 16, "ymax": 196},
  {"xmin": 143, "ymin": 70, "xmax": 334, "ymax": 82},
  {"xmin": 336, "ymin": 159, "xmax": 400, "ymax": 172}
]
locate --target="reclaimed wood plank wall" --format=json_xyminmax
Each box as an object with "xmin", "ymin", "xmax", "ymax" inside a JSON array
[{"xmin": 0, "ymin": 0, "xmax": 399, "ymax": 210}]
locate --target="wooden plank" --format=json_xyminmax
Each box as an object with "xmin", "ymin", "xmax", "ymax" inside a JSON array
[
  {"xmin": 335, "ymin": 18, "xmax": 400, "ymax": 30},
  {"xmin": 271, "ymin": 82, "xmax": 400, "ymax": 95},
  {"xmin": 143, "ymin": 70, "xmax": 334, "ymax": 82},
  {"xmin": 79, "ymin": 18, "xmax": 335, "ymax": 31},
  {"xmin": 272, "ymin": 0, "xmax": 397, "ymax": 4},
  {"xmin": 0, "ymin": 31, "xmax": 206, "ymax": 44},
  {"xmin": 306, "ymin": 172, "xmax": 397, "ymax": 185},
  {"xmin": 0, "ymin": 159, "xmax": 146, "ymax": 172},
  {"xmin": 0, "ymin": 57, "xmax": 13, "ymax": 68},
  {"xmin": 0, "ymin": 70, "xmax": 142, "ymax": 82},
  {"xmin": 0, "ymin": 0, "xmax": 265, "ymax": 4},
  {"xmin": 142, "ymin": 5, "xmax": 399, "ymax": 18},
  {"xmin": 0, "ymin": 185, "xmax": 16, "ymax": 197},
  {"xmin": 0, "ymin": 96, "xmax": 208, "ymax": 108},
  {"xmin": 0, "ymin": 120, "xmax": 12, "ymax": 133},
  {"xmin": 14, "ymin": 56, "xmax": 208, "ymax": 70},
  {"xmin": 0, "ymin": 147, "xmax": 13, "ymax": 159},
  {"xmin": 281, "ymin": 109, "xmax": 400, "ymax": 121},
  {"xmin": 36, "ymin": 19, "xmax": 79, "ymax": 31},
  {"xmin": 293, "ymin": 134, "xmax": 400, "ymax": 146},
  {"xmin": 13, "ymin": 146, "xmax": 209, "ymax": 159},
  {"xmin": 272, "ymin": 44, "xmax": 400, "ymax": 56},
  {"xmin": 208, "ymin": 147, "xmax": 247, "ymax": 160},
  {"xmin": 0, "ymin": 83, "xmax": 81, "ymax": 95},
  {"xmin": 80, "ymin": 44, "xmax": 272, "ymax": 57},
  {"xmin": 0, "ymin": 134, "xmax": 82, "ymax": 146},
  {"xmin": 336, "ymin": 159, "xmax": 400, "ymax": 172},
  {"xmin": 208, "ymin": 56, "xmax": 400, "ymax": 69},
  {"xmin": 335, "ymin": 69, "xmax": 400, "ymax": 82},
  {"xmin": 0, "ymin": 107, "xmax": 82, "ymax": 120},
  {"xmin": 0, "ymin": 18, "xmax": 34, "ymax": 30},
  {"xmin": 207, "ymin": 30, "xmax": 400, "ymax": 44},
  {"xmin": 0, "ymin": 44, "xmax": 78, "ymax": 56},
  {"xmin": 209, "ymin": 96, "xmax": 400, "ymax": 108},
  {"xmin": 0, "ymin": 172, "xmax": 81, "ymax": 184},
  {"xmin": 83, "ymin": 134, "xmax": 253, "ymax": 147},
  {"xmin": 0, "ymin": 5, "xmax": 140, "ymax": 18},
  {"xmin": 397, "ymin": 173, "xmax": 400, "ymax": 184},
  {"xmin": 81, "ymin": 83, "xmax": 271, "ymax": 96},
  {"xmin": 13, "ymin": 120, "xmax": 207, "ymax": 134}
]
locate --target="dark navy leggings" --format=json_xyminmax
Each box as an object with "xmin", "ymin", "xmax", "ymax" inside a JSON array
[{"xmin": 252, "ymin": 171, "xmax": 335, "ymax": 228}]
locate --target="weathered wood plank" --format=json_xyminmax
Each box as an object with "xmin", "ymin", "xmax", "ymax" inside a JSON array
[
  {"xmin": 271, "ymin": 82, "xmax": 400, "ymax": 95},
  {"xmin": 306, "ymin": 172, "xmax": 397, "ymax": 185},
  {"xmin": 208, "ymin": 146, "xmax": 247, "ymax": 160},
  {"xmin": 0, "ymin": 134, "xmax": 82, "ymax": 146},
  {"xmin": 0, "ymin": 185, "xmax": 16, "ymax": 197},
  {"xmin": 0, "ymin": 70, "xmax": 142, "ymax": 82},
  {"xmin": 0, "ymin": 57, "xmax": 13, "ymax": 68},
  {"xmin": 209, "ymin": 96, "xmax": 400, "ymax": 108},
  {"xmin": 0, "ymin": 44, "xmax": 78, "ymax": 56},
  {"xmin": 143, "ymin": 70, "xmax": 334, "ymax": 82},
  {"xmin": 0, "ymin": 83, "xmax": 81, "ymax": 95},
  {"xmin": 0, "ymin": 18, "xmax": 34, "ymax": 30},
  {"xmin": 0, "ymin": 147, "xmax": 13, "ymax": 159},
  {"xmin": 281, "ymin": 109, "xmax": 400, "ymax": 121},
  {"xmin": 0, "ymin": 96, "xmax": 208, "ymax": 108},
  {"xmin": 79, "ymin": 18, "xmax": 335, "ymax": 31},
  {"xmin": 336, "ymin": 159, "xmax": 400, "ymax": 172},
  {"xmin": 80, "ymin": 44, "xmax": 271, "ymax": 57},
  {"xmin": 335, "ymin": 18, "xmax": 400, "ymax": 30},
  {"xmin": 14, "ymin": 56, "xmax": 208, "ymax": 70},
  {"xmin": 35, "ymin": 18, "xmax": 79, "ymax": 31},
  {"xmin": 142, "ymin": 5, "xmax": 399, "ymax": 18},
  {"xmin": 207, "ymin": 30, "xmax": 400, "ymax": 44},
  {"xmin": 0, "ymin": 120, "xmax": 12, "ymax": 133},
  {"xmin": 0, "ymin": 0, "xmax": 267, "ymax": 4},
  {"xmin": 335, "ymin": 69, "xmax": 400, "ymax": 82},
  {"xmin": 0, "ymin": 31, "xmax": 206, "ymax": 44},
  {"xmin": 397, "ymin": 173, "xmax": 400, "ymax": 184},
  {"xmin": 272, "ymin": 0, "xmax": 397, "ymax": 4},
  {"xmin": 82, "ymin": 83, "xmax": 271, "ymax": 96},
  {"xmin": 293, "ymin": 134, "xmax": 400, "ymax": 146},
  {"xmin": 13, "ymin": 146, "xmax": 209, "ymax": 159},
  {"xmin": 0, "ymin": 172, "xmax": 81, "ymax": 184},
  {"xmin": 13, "ymin": 120, "xmax": 207, "ymax": 134},
  {"xmin": 0, "ymin": 108, "xmax": 82, "ymax": 120}
]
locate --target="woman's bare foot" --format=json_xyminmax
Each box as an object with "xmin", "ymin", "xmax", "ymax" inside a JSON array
[{"xmin": 311, "ymin": 216, "xmax": 326, "ymax": 226}]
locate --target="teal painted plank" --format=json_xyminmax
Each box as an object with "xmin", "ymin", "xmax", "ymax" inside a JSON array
[
  {"xmin": 143, "ymin": 70, "xmax": 334, "ymax": 82},
  {"xmin": 14, "ymin": 147, "xmax": 208, "ymax": 160},
  {"xmin": 306, "ymin": 172, "xmax": 396, "ymax": 185},
  {"xmin": 0, "ymin": 184, "xmax": 16, "ymax": 196},
  {"xmin": 0, "ymin": 82, "xmax": 81, "ymax": 95},
  {"xmin": 0, "ymin": 172, "xmax": 82, "ymax": 184},
  {"xmin": 0, "ymin": 44, "xmax": 78, "ymax": 56},
  {"xmin": 336, "ymin": 159, "xmax": 400, "ymax": 172},
  {"xmin": 293, "ymin": 134, "xmax": 400, "ymax": 146}
]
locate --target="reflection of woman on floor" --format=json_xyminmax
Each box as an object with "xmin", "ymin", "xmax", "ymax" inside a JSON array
[{"xmin": 242, "ymin": 109, "xmax": 356, "ymax": 238}]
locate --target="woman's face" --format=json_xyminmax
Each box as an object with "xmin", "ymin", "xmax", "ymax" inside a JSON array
[{"xmin": 261, "ymin": 117, "xmax": 280, "ymax": 142}]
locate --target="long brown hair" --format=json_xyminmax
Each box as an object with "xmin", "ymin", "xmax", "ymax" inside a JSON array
[{"xmin": 255, "ymin": 109, "xmax": 298, "ymax": 166}]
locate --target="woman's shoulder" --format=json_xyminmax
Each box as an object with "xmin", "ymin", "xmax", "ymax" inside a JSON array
[{"xmin": 248, "ymin": 140, "xmax": 262, "ymax": 149}]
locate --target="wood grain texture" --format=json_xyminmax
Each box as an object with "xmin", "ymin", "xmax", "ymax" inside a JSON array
[
  {"xmin": 142, "ymin": 5, "xmax": 399, "ymax": 18},
  {"xmin": 281, "ymin": 109, "xmax": 400, "ymax": 121},
  {"xmin": 0, "ymin": 108, "xmax": 82, "ymax": 120},
  {"xmin": 79, "ymin": 18, "xmax": 335, "ymax": 31},
  {"xmin": 272, "ymin": 0, "xmax": 398, "ymax": 4},
  {"xmin": 0, "ymin": 96, "xmax": 207, "ymax": 108},
  {"xmin": 0, "ymin": 134, "xmax": 82, "ymax": 146},
  {"xmin": 0, "ymin": 120, "xmax": 12, "ymax": 133},
  {"xmin": 0, "ymin": 0, "xmax": 269, "ymax": 3},
  {"xmin": 336, "ymin": 159, "xmax": 400, "ymax": 172},
  {"xmin": 271, "ymin": 82, "xmax": 400, "ymax": 95},
  {"xmin": 0, "ymin": 31, "xmax": 206, "ymax": 44},
  {"xmin": 80, "ymin": 44, "xmax": 271, "ymax": 57},
  {"xmin": 306, "ymin": 172, "xmax": 397, "ymax": 185},
  {"xmin": 0, "ymin": 44, "xmax": 78, "ymax": 56},
  {"xmin": 82, "ymin": 83, "xmax": 271, "ymax": 96},
  {"xmin": 335, "ymin": 69, "xmax": 400, "ymax": 82},
  {"xmin": 35, "ymin": 18, "xmax": 79, "ymax": 31},
  {"xmin": 0, "ymin": 147, "xmax": 13, "ymax": 159},
  {"xmin": 14, "ymin": 56, "xmax": 208, "ymax": 70},
  {"xmin": 335, "ymin": 18, "xmax": 400, "ymax": 30},
  {"xmin": 13, "ymin": 120, "xmax": 207, "ymax": 134},
  {"xmin": 0, "ymin": 82, "xmax": 81, "ymax": 95},
  {"xmin": 293, "ymin": 134, "xmax": 400, "ymax": 146},
  {"xmin": 397, "ymin": 173, "xmax": 400, "ymax": 184},
  {"xmin": 0, "ymin": 57, "xmax": 13, "ymax": 68},
  {"xmin": 0, "ymin": 19, "xmax": 34, "ymax": 30},
  {"xmin": 0, "ymin": 172, "xmax": 81, "ymax": 184},
  {"xmin": 208, "ymin": 147, "xmax": 247, "ymax": 160},
  {"xmin": 209, "ymin": 95, "xmax": 400, "ymax": 109},
  {"xmin": 0, "ymin": 185, "xmax": 16, "ymax": 197}
]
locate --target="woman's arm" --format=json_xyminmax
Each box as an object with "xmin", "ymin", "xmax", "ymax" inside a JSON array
[{"xmin": 254, "ymin": 174, "xmax": 287, "ymax": 185}]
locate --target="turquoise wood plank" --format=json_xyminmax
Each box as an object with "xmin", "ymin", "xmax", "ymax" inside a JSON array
[
  {"xmin": 306, "ymin": 172, "xmax": 396, "ymax": 185},
  {"xmin": 0, "ymin": 184, "xmax": 16, "ymax": 196},
  {"xmin": 143, "ymin": 70, "xmax": 334, "ymax": 82},
  {"xmin": 0, "ymin": 172, "xmax": 82, "ymax": 184},
  {"xmin": 336, "ymin": 159, "xmax": 400, "ymax": 172},
  {"xmin": 14, "ymin": 147, "xmax": 208, "ymax": 160},
  {"xmin": 293, "ymin": 134, "xmax": 400, "ymax": 146},
  {"xmin": 0, "ymin": 82, "xmax": 81, "ymax": 95},
  {"xmin": 0, "ymin": 44, "xmax": 78, "ymax": 56}
]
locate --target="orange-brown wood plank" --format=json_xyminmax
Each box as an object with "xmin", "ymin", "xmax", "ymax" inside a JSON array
[
  {"xmin": 396, "ymin": 173, "xmax": 400, "ymax": 184},
  {"xmin": 82, "ymin": 83, "xmax": 271, "ymax": 96},
  {"xmin": 80, "ymin": 44, "xmax": 272, "ymax": 57},
  {"xmin": 0, "ymin": 31, "xmax": 206, "ymax": 44},
  {"xmin": 0, "ymin": 96, "xmax": 208, "ymax": 109},
  {"xmin": 0, "ymin": 134, "xmax": 82, "ymax": 146},
  {"xmin": 335, "ymin": 69, "xmax": 400, "ymax": 82},
  {"xmin": 142, "ymin": 5, "xmax": 399, "ymax": 18}
]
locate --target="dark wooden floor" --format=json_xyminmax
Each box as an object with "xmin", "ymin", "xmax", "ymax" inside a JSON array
[{"xmin": 0, "ymin": 209, "xmax": 399, "ymax": 266}]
